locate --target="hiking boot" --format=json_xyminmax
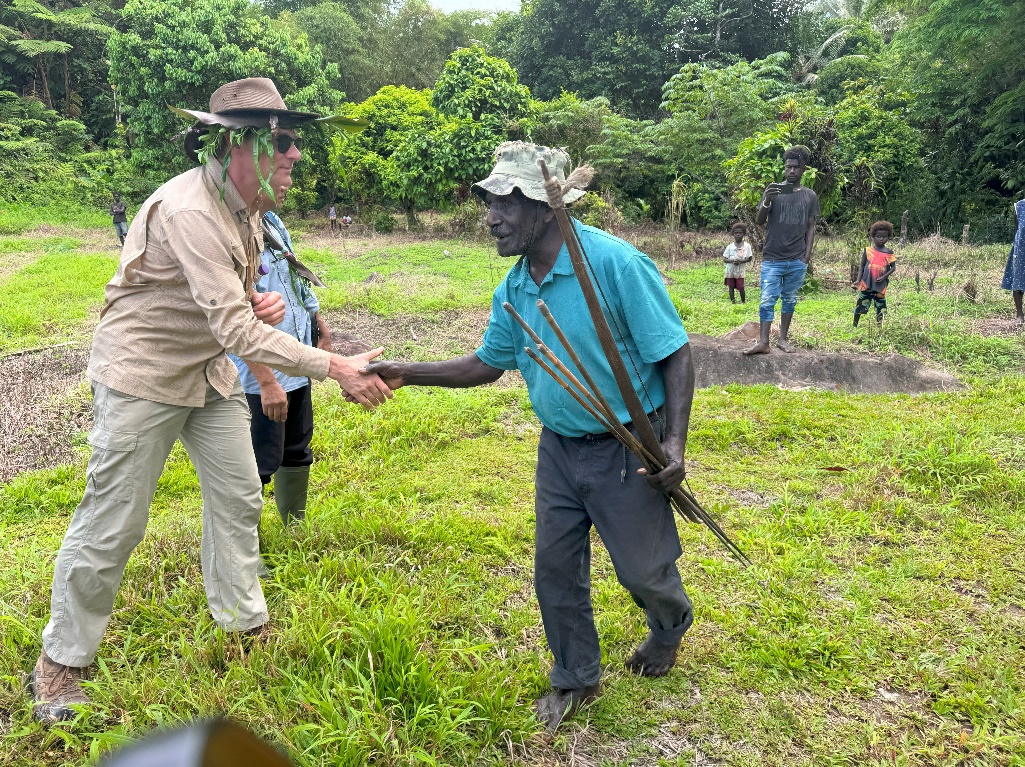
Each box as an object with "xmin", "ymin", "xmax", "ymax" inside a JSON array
[
  {"xmin": 31, "ymin": 652, "xmax": 89, "ymax": 723},
  {"xmin": 534, "ymin": 684, "xmax": 600, "ymax": 732}
]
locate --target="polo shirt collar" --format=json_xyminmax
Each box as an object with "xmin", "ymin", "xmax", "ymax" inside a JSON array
[{"xmin": 511, "ymin": 221, "xmax": 579, "ymax": 292}]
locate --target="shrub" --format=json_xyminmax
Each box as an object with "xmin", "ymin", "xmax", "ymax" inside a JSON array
[{"xmin": 573, "ymin": 191, "xmax": 624, "ymax": 232}]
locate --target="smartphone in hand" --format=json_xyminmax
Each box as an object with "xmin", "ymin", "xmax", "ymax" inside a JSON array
[{"xmin": 778, "ymin": 182, "xmax": 795, "ymax": 194}]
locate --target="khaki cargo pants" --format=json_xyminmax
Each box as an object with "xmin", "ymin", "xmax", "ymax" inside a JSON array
[{"xmin": 42, "ymin": 382, "xmax": 267, "ymax": 668}]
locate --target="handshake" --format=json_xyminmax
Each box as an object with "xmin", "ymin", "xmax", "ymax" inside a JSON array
[
  {"xmin": 251, "ymin": 291, "xmax": 405, "ymax": 410},
  {"xmin": 327, "ymin": 348, "xmax": 403, "ymax": 410}
]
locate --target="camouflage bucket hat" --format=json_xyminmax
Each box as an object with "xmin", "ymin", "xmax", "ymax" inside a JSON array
[{"xmin": 472, "ymin": 142, "xmax": 586, "ymax": 206}]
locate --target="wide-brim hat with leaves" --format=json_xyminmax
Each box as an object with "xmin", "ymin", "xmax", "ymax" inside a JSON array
[
  {"xmin": 171, "ymin": 78, "xmax": 366, "ymax": 163},
  {"xmin": 472, "ymin": 142, "xmax": 586, "ymax": 206},
  {"xmin": 171, "ymin": 78, "xmax": 323, "ymax": 129}
]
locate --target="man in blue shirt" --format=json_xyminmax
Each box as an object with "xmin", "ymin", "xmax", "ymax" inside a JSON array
[
  {"xmin": 365, "ymin": 142, "xmax": 696, "ymax": 731},
  {"xmin": 230, "ymin": 210, "xmax": 334, "ymax": 529}
]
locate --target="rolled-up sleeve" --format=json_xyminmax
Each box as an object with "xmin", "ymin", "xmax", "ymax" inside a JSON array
[{"xmin": 165, "ymin": 210, "xmax": 331, "ymax": 381}]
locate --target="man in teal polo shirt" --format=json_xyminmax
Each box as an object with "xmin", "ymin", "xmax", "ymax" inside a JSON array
[{"xmin": 365, "ymin": 142, "xmax": 696, "ymax": 731}]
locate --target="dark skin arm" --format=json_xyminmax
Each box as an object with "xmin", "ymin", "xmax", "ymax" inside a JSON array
[
  {"xmin": 637, "ymin": 342, "xmax": 694, "ymax": 494},
  {"xmin": 801, "ymin": 217, "xmax": 816, "ymax": 264},
  {"xmin": 755, "ymin": 184, "xmax": 780, "ymax": 226},
  {"xmin": 363, "ymin": 352, "xmax": 504, "ymax": 389},
  {"xmin": 365, "ymin": 345, "xmax": 694, "ymax": 495}
]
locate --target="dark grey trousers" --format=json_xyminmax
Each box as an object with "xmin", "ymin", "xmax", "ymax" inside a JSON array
[{"xmin": 534, "ymin": 417, "xmax": 694, "ymax": 690}]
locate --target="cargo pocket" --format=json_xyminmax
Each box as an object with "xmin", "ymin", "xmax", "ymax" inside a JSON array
[{"xmin": 86, "ymin": 427, "xmax": 138, "ymax": 504}]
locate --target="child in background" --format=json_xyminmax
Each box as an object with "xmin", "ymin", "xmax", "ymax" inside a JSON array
[
  {"xmin": 854, "ymin": 220, "xmax": 897, "ymax": 327},
  {"xmin": 722, "ymin": 222, "xmax": 753, "ymax": 303}
]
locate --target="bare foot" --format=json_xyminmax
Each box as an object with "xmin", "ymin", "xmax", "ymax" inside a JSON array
[
  {"xmin": 1014, "ymin": 316, "xmax": 1024, "ymax": 328},
  {"xmin": 776, "ymin": 338, "xmax": 797, "ymax": 353},
  {"xmin": 743, "ymin": 342, "xmax": 770, "ymax": 356},
  {"xmin": 625, "ymin": 634, "xmax": 680, "ymax": 677},
  {"xmin": 534, "ymin": 685, "xmax": 600, "ymax": 732}
]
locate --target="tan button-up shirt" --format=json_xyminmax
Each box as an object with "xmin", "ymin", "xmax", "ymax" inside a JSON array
[{"xmin": 88, "ymin": 160, "xmax": 332, "ymax": 407}]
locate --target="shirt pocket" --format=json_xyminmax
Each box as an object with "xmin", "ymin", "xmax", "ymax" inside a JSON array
[{"xmin": 86, "ymin": 427, "xmax": 139, "ymax": 504}]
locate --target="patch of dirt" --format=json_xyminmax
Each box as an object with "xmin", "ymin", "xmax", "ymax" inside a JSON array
[
  {"xmin": 691, "ymin": 325, "xmax": 962, "ymax": 394},
  {"xmin": 0, "ymin": 346, "xmax": 91, "ymax": 483},
  {"xmin": 972, "ymin": 317, "xmax": 1025, "ymax": 338},
  {"xmin": 723, "ymin": 488, "xmax": 775, "ymax": 509},
  {"xmin": 325, "ymin": 308, "xmax": 490, "ymax": 354},
  {"xmin": 0, "ymin": 251, "xmax": 40, "ymax": 282},
  {"xmin": 950, "ymin": 579, "xmax": 988, "ymax": 599},
  {"xmin": 556, "ymin": 723, "xmax": 727, "ymax": 767},
  {"xmin": 863, "ymin": 687, "xmax": 935, "ymax": 725}
]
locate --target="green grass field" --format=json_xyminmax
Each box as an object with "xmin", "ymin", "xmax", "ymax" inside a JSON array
[{"xmin": 1, "ymin": 221, "xmax": 1023, "ymax": 766}]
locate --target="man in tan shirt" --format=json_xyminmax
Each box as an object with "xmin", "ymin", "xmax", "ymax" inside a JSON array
[{"xmin": 31, "ymin": 78, "xmax": 391, "ymax": 722}]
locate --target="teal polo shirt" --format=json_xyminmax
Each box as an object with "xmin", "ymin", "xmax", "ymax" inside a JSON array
[{"xmin": 476, "ymin": 220, "xmax": 688, "ymax": 437}]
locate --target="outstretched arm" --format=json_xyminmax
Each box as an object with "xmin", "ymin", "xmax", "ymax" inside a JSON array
[{"xmin": 364, "ymin": 352, "xmax": 504, "ymax": 390}]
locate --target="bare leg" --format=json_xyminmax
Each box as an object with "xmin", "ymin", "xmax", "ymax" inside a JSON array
[
  {"xmin": 728, "ymin": 286, "xmax": 736, "ymax": 303},
  {"xmin": 743, "ymin": 321, "xmax": 772, "ymax": 355},
  {"xmin": 853, "ymin": 312, "xmax": 861, "ymax": 327},
  {"xmin": 777, "ymin": 312, "xmax": 796, "ymax": 353},
  {"xmin": 1014, "ymin": 291, "xmax": 1024, "ymax": 324},
  {"xmin": 738, "ymin": 288, "xmax": 746, "ymax": 304}
]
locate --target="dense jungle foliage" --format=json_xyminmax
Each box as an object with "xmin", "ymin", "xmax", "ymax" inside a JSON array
[{"xmin": 1, "ymin": 0, "xmax": 1021, "ymax": 240}]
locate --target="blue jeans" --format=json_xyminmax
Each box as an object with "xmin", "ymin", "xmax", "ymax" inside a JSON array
[{"xmin": 758, "ymin": 259, "xmax": 807, "ymax": 322}]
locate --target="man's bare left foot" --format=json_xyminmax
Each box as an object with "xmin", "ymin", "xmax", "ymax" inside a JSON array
[
  {"xmin": 776, "ymin": 338, "xmax": 797, "ymax": 353},
  {"xmin": 743, "ymin": 342, "xmax": 770, "ymax": 355},
  {"xmin": 625, "ymin": 634, "xmax": 680, "ymax": 677}
]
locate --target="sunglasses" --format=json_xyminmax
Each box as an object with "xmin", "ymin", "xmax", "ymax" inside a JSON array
[{"xmin": 275, "ymin": 134, "xmax": 303, "ymax": 154}]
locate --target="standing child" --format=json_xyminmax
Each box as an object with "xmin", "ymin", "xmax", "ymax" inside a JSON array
[
  {"xmin": 722, "ymin": 222, "xmax": 753, "ymax": 304},
  {"xmin": 854, "ymin": 221, "xmax": 897, "ymax": 327}
]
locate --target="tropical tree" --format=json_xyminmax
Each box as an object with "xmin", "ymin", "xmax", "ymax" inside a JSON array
[
  {"xmin": 108, "ymin": 0, "xmax": 340, "ymax": 175},
  {"xmin": 0, "ymin": 0, "xmax": 113, "ymax": 132},
  {"xmin": 510, "ymin": 0, "xmax": 804, "ymax": 116},
  {"xmin": 431, "ymin": 46, "xmax": 530, "ymax": 123},
  {"xmin": 895, "ymin": 0, "xmax": 1025, "ymax": 227}
]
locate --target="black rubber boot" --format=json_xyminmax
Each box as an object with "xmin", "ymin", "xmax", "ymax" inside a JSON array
[{"xmin": 274, "ymin": 466, "xmax": 309, "ymax": 525}]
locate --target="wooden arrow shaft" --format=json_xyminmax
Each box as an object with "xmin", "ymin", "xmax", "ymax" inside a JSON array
[{"xmin": 538, "ymin": 161, "xmax": 666, "ymax": 466}]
